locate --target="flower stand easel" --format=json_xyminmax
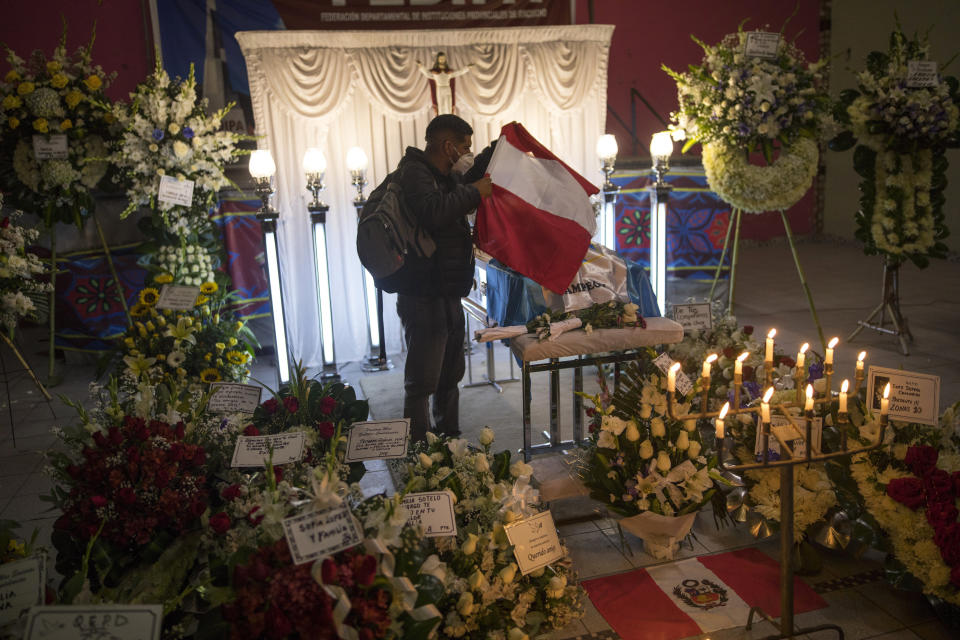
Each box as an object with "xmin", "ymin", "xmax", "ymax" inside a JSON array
[
  {"xmin": 0, "ymin": 332, "xmax": 54, "ymax": 446},
  {"xmin": 708, "ymin": 208, "xmax": 827, "ymax": 350},
  {"xmin": 847, "ymin": 257, "xmax": 913, "ymax": 355}
]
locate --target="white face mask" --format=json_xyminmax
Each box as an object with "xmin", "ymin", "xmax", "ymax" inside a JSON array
[{"xmin": 452, "ymin": 151, "xmax": 475, "ymax": 174}]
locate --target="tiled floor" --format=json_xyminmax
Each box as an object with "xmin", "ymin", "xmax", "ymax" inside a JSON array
[{"xmin": 0, "ymin": 241, "xmax": 957, "ymax": 639}]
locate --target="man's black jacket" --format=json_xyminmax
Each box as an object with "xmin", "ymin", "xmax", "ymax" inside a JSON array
[{"xmin": 383, "ymin": 144, "xmax": 493, "ymax": 298}]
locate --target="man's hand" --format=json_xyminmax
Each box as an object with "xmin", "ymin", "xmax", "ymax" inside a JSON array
[{"xmin": 472, "ymin": 176, "xmax": 492, "ymax": 198}]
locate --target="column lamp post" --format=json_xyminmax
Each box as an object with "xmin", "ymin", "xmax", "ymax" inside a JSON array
[
  {"xmin": 595, "ymin": 134, "xmax": 620, "ymax": 250},
  {"xmin": 249, "ymin": 149, "xmax": 291, "ymax": 385},
  {"xmin": 303, "ymin": 147, "xmax": 340, "ymax": 382},
  {"xmin": 649, "ymin": 131, "xmax": 674, "ymax": 316},
  {"xmin": 346, "ymin": 147, "xmax": 392, "ymax": 372}
]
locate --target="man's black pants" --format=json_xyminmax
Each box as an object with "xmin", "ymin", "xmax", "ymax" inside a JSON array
[{"xmin": 396, "ymin": 294, "xmax": 465, "ymax": 443}]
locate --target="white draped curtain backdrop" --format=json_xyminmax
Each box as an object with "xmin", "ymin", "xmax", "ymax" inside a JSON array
[{"xmin": 236, "ymin": 25, "xmax": 614, "ymax": 368}]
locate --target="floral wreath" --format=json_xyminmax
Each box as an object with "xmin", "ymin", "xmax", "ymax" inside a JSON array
[{"xmin": 702, "ymin": 137, "xmax": 819, "ymax": 213}]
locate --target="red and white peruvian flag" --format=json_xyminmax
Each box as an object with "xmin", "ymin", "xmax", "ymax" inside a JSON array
[
  {"xmin": 475, "ymin": 122, "xmax": 598, "ymax": 294},
  {"xmin": 582, "ymin": 549, "xmax": 826, "ymax": 640}
]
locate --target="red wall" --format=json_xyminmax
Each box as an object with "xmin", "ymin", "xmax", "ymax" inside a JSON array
[
  {"xmin": 0, "ymin": 0, "xmax": 152, "ymax": 102},
  {"xmin": 576, "ymin": 0, "xmax": 822, "ymax": 238}
]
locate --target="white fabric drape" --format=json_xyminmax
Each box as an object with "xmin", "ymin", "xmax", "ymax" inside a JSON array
[{"xmin": 237, "ymin": 26, "xmax": 614, "ymax": 368}]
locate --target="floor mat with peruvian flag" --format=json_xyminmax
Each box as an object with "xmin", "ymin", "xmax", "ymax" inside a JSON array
[{"xmin": 582, "ymin": 548, "xmax": 827, "ymax": 640}]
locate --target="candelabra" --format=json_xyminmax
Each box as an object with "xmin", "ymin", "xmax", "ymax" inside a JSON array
[
  {"xmin": 596, "ymin": 134, "xmax": 620, "ymax": 250},
  {"xmin": 665, "ymin": 334, "xmax": 886, "ymax": 640},
  {"xmin": 249, "ymin": 149, "xmax": 291, "ymax": 385},
  {"xmin": 649, "ymin": 131, "xmax": 673, "ymax": 315},
  {"xmin": 303, "ymin": 148, "xmax": 339, "ymax": 382}
]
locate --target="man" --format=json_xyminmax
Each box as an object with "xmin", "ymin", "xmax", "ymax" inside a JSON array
[{"xmin": 393, "ymin": 114, "xmax": 493, "ymax": 443}]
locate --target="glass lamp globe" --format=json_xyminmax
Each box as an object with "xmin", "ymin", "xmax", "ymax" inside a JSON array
[{"xmin": 249, "ymin": 149, "xmax": 277, "ymax": 179}]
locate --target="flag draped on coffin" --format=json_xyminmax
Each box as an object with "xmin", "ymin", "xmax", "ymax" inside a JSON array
[{"xmin": 474, "ymin": 122, "xmax": 598, "ymax": 294}]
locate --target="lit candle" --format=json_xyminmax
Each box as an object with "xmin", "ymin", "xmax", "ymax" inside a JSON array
[
  {"xmin": 805, "ymin": 384, "xmax": 814, "ymax": 411},
  {"xmin": 797, "ymin": 343, "xmax": 809, "ymax": 373},
  {"xmin": 702, "ymin": 353, "xmax": 718, "ymax": 378},
  {"xmin": 761, "ymin": 387, "xmax": 774, "ymax": 423},
  {"xmin": 735, "ymin": 351, "xmax": 749, "ymax": 376},
  {"xmin": 667, "ymin": 362, "xmax": 680, "ymax": 392},
  {"xmin": 880, "ymin": 382, "xmax": 891, "ymax": 416},
  {"xmin": 839, "ymin": 379, "xmax": 849, "ymax": 413},
  {"xmin": 716, "ymin": 402, "xmax": 729, "ymax": 439},
  {"xmin": 857, "ymin": 351, "xmax": 866, "ymax": 372},
  {"xmin": 825, "ymin": 337, "xmax": 839, "ymax": 365},
  {"xmin": 765, "ymin": 329, "xmax": 776, "ymax": 364}
]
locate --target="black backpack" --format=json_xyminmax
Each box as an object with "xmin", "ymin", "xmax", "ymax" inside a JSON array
[{"xmin": 356, "ymin": 168, "xmax": 436, "ymax": 288}]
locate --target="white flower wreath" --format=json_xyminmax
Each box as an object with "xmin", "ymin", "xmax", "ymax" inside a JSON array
[{"xmin": 702, "ymin": 137, "xmax": 819, "ymax": 213}]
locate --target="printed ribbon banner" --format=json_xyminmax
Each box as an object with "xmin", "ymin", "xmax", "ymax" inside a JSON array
[
  {"xmin": 52, "ymin": 199, "xmax": 270, "ymax": 352},
  {"xmin": 582, "ymin": 548, "xmax": 826, "ymax": 640}
]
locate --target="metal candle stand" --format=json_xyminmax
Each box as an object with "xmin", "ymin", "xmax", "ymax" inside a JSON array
[
  {"xmin": 666, "ymin": 359, "xmax": 887, "ymax": 640},
  {"xmin": 353, "ymin": 196, "xmax": 392, "ymax": 373}
]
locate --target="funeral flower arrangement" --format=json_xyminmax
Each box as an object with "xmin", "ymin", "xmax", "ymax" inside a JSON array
[
  {"xmin": 397, "ymin": 429, "xmax": 584, "ymax": 639},
  {"xmin": 118, "ymin": 283, "xmax": 256, "ymax": 388},
  {"xmin": 831, "ymin": 26, "xmax": 958, "ymax": 268},
  {"xmin": 831, "ymin": 400, "xmax": 960, "ymax": 606},
  {"xmin": 109, "ymin": 61, "xmax": 244, "ymax": 238},
  {"xmin": 0, "ymin": 194, "xmax": 51, "ymax": 333},
  {"xmin": 0, "ymin": 29, "xmax": 114, "ymax": 226},
  {"xmin": 664, "ymin": 25, "xmax": 833, "ymax": 212},
  {"xmin": 150, "ymin": 243, "xmax": 218, "ymax": 287}
]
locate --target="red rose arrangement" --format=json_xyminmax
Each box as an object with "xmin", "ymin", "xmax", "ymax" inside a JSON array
[
  {"xmin": 886, "ymin": 445, "xmax": 960, "ymax": 587},
  {"xmin": 55, "ymin": 416, "xmax": 208, "ymax": 548},
  {"xmin": 222, "ymin": 539, "xmax": 391, "ymax": 640}
]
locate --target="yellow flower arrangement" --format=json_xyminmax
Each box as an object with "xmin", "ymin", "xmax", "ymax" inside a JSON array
[
  {"xmin": 4, "ymin": 70, "xmax": 20, "ymax": 82},
  {"xmin": 32, "ymin": 118, "xmax": 48, "ymax": 133},
  {"xmin": 154, "ymin": 273, "xmax": 174, "ymax": 284},
  {"xmin": 215, "ymin": 342, "xmax": 225, "ymax": 352},
  {"xmin": 194, "ymin": 295, "xmax": 209, "ymax": 306},
  {"xmin": 45, "ymin": 61, "xmax": 61, "ymax": 73},
  {"xmin": 1, "ymin": 95, "xmax": 20, "ymax": 110},
  {"xmin": 200, "ymin": 368, "xmax": 222, "ymax": 383},
  {"xmin": 130, "ymin": 303, "xmax": 149, "ymax": 317},
  {"xmin": 199, "ymin": 282, "xmax": 218, "ymax": 295},
  {"xmin": 83, "ymin": 74, "xmax": 102, "ymax": 91},
  {"xmin": 139, "ymin": 288, "xmax": 160, "ymax": 306},
  {"xmin": 64, "ymin": 89, "xmax": 83, "ymax": 109},
  {"xmin": 50, "ymin": 73, "xmax": 68, "ymax": 89},
  {"xmin": 16, "ymin": 82, "xmax": 34, "ymax": 95},
  {"xmin": 8, "ymin": 117, "xmax": 19, "ymax": 129},
  {"xmin": 59, "ymin": 119, "xmax": 72, "ymax": 131}
]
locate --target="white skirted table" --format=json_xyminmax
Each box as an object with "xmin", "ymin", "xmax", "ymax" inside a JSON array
[{"xmin": 509, "ymin": 318, "xmax": 684, "ymax": 461}]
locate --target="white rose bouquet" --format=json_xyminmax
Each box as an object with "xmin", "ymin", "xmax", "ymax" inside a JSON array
[
  {"xmin": 0, "ymin": 194, "xmax": 50, "ymax": 333},
  {"xmin": 397, "ymin": 430, "xmax": 584, "ymax": 639}
]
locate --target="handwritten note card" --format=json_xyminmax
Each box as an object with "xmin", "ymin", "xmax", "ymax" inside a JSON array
[
  {"xmin": 344, "ymin": 419, "xmax": 409, "ymax": 462},
  {"xmin": 867, "ymin": 366, "xmax": 940, "ymax": 426},
  {"xmin": 156, "ymin": 285, "xmax": 201, "ymax": 311},
  {"xmin": 231, "ymin": 432, "xmax": 305, "ymax": 467},
  {"xmin": 744, "ymin": 32, "xmax": 781, "ymax": 58},
  {"xmin": 24, "ymin": 605, "xmax": 163, "ymax": 640},
  {"xmin": 755, "ymin": 415, "xmax": 823, "ymax": 458},
  {"xmin": 907, "ymin": 61, "xmax": 939, "ymax": 88},
  {"xmin": 505, "ymin": 511, "xmax": 563, "ymax": 575},
  {"xmin": 672, "ymin": 303, "xmax": 713, "ymax": 333},
  {"xmin": 0, "ymin": 555, "xmax": 45, "ymax": 628},
  {"xmin": 157, "ymin": 175, "xmax": 195, "ymax": 207},
  {"xmin": 208, "ymin": 383, "xmax": 262, "ymax": 414},
  {"xmin": 31, "ymin": 135, "xmax": 68, "ymax": 160},
  {"xmin": 653, "ymin": 353, "xmax": 694, "ymax": 397},
  {"xmin": 282, "ymin": 504, "xmax": 363, "ymax": 565},
  {"xmin": 401, "ymin": 491, "xmax": 457, "ymax": 537}
]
